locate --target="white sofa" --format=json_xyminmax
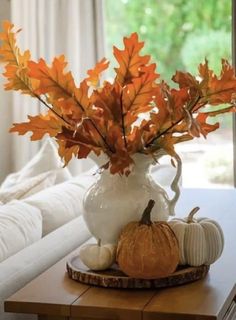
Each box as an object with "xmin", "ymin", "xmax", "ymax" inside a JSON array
[
  {"xmin": 0, "ymin": 172, "xmax": 98, "ymax": 320},
  {"xmin": 0, "ymin": 216, "xmax": 91, "ymax": 320},
  {"xmin": 0, "ymin": 141, "xmax": 97, "ymax": 320}
]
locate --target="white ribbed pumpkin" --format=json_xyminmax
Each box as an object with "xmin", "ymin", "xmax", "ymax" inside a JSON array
[{"xmin": 168, "ymin": 207, "xmax": 224, "ymax": 266}]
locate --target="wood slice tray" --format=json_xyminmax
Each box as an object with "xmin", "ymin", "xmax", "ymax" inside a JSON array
[{"xmin": 66, "ymin": 255, "xmax": 210, "ymax": 289}]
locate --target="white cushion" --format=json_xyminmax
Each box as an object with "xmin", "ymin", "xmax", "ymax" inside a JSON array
[
  {"xmin": 23, "ymin": 171, "xmax": 95, "ymax": 236},
  {"xmin": 0, "ymin": 201, "xmax": 42, "ymax": 263},
  {"xmin": 0, "ymin": 170, "xmax": 57, "ymax": 204},
  {"xmin": 1, "ymin": 139, "xmax": 72, "ymax": 189},
  {"xmin": 0, "ymin": 215, "xmax": 91, "ymax": 320}
]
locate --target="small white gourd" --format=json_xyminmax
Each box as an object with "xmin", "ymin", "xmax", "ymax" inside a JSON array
[
  {"xmin": 79, "ymin": 239, "xmax": 116, "ymax": 270},
  {"xmin": 168, "ymin": 207, "xmax": 224, "ymax": 267}
]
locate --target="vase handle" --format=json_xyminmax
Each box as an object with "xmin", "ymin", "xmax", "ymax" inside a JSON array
[{"xmin": 168, "ymin": 154, "xmax": 182, "ymax": 216}]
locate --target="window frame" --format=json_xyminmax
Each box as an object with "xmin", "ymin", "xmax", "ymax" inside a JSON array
[{"xmin": 232, "ymin": 0, "xmax": 236, "ymax": 187}]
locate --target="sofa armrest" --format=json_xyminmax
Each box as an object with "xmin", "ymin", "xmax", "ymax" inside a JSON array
[{"xmin": 0, "ymin": 215, "xmax": 91, "ymax": 320}]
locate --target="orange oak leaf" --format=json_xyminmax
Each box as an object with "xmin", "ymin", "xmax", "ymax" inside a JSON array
[
  {"xmin": 141, "ymin": 120, "xmax": 160, "ymax": 148},
  {"xmin": 114, "ymin": 32, "xmax": 151, "ymax": 86},
  {"xmin": 74, "ymin": 79, "xmax": 91, "ymax": 113},
  {"xmin": 171, "ymin": 134, "xmax": 193, "ymax": 145},
  {"xmin": 3, "ymin": 64, "xmax": 37, "ymax": 95},
  {"xmin": 109, "ymin": 152, "xmax": 134, "ymax": 176},
  {"xmin": 56, "ymin": 125, "xmax": 102, "ymax": 163},
  {"xmin": 86, "ymin": 57, "xmax": 109, "ymax": 87},
  {"xmin": 0, "ymin": 20, "xmax": 38, "ymax": 96},
  {"xmin": 91, "ymin": 81, "xmax": 122, "ymax": 125},
  {"xmin": 80, "ymin": 118, "xmax": 105, "ymax": 149},
  {"xmin": 57, "ymin": 138, "xmax": 92, "ymax": 164},
  {"xmin": 154, "ymin": 134, "xmax": 177, "ymax": 158},
  {"xmin": 123, "ymin": 64, "xmax": 158, "ymax": 114},
  {"xmin": 201, "ymin": 59, "xmax": 236, "ymax": 105},
  {"xmin": 172, "ymin": 69, "xmax": 200, "ymax": 100},
  {"xmin": 45, "ymin": 93, "xmax": 81, "ymax": 121},
  {"xmin": 149, "ymin": 84, "xmax": 191, "ymax": 143},
  {"xmin": 55, "ymin": 79, "xmax": 90, "ymax": 124},
  {"xmin": 124, "ymin": 110, "xmax": 139, "ymax": 129},
  {"xmin": 0, "ymin": 21, "xmax": 21, "ymax": 64},
  {"xmin": 195, "ymin": 113, "xmax": 220, "ymax": 138},
  {"xmin": 57, "ymin": 139, "xmax": 79, "ymax": 165},
  {"xmin": 28, "ymin": 56, "xmax": 75, "ymax": 99},
  {"xmin": 9, "ymin": 113, "xmax": 63, "ymax": 140},
  {"xmin": 197, "ymin": 59, "xmax": 213, "ymax": 93},
  {"xmin": 165, "ymin": 87, "xmax": 190, "ymax": 121},
  {"xmin": 173, "ymin": 59, "xmax": 236, "ymax": 111},
  {"xmin": 127, "ymin": 126, "xmax": 143, "ymax": 151},
  {"xmin": 105, "ymin": 121, "xmax": 125, "ymax": 152},
  {"xmin": 149, "ymin": 83, "xmax": 171, "ymax": 134},
  {"xmin": 28, "ymin": 58, "xmax": 92, "ymax": 124}
]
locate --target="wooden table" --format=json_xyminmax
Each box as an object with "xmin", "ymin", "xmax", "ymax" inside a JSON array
[{"xmin": 4, "ymin": 188, "xmax": 236, "ymax": 320}]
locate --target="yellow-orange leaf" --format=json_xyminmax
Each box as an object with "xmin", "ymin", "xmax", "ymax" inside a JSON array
[
  {"xmin": 0, "ymin": 21, "xmax": 19, "ymax": 64},
  {"xmin": 166, "ymin": 87, "xmax": 190, "ymax": 121},
  {"xmin": 105, "ymin": 121, "xmax": 124, "ymax": 152},
  {"xmin": 172, "ymin": 70, "xmax": 199, "ymax": 91},
  {"xmin": 74, "ymin": 79, "xmax": 91, "ymax": 112},
  {"xmin": 0, "ymin": 20, "xmax": 37, "ymax": 96},
  {"xmin": 91, "ymin": 81, "xmax": 122, "ymax": 126},
  {"xmin": 114, "ymin": 32, "xmax": 150, "ymax": 85},
  {"xmin": 155, "ymin": 135, "xmax": 179, "ymax": 158},
  {"xmin": 57, "ymin": 139, "xmax": 80, "ymax": 166},
  {"xmin": 195, "ymin": 113, "xmax": 219, "ymax": 137},
  {"xmin": 28, "ymin": 56, "xmax": 75, "ymax": 98},
  {"xmin": 123, "ymin": 64, "xmax": 158, "ymax": 113},
  {"xmin": 109, "ymin": 152, "xmax": 133, "ymax": 176},
  {"xmin": 3, "ymin": 64, "xmax": 39, "ymax": 95},
  {"xmin": 10, "ymin": 113, "xmax": 63, "ymax": 140},
  {"xmin": 126, "ymin": 126, "xmax": 143, "ymax": 153},
  {"xmin": 28, "ymin": 57, "xmax": 91, "ymax": 123},
  {"xmin": 203, "ymin": 60, "xmax": 236, "ymax": 104},
  {"xmin": 56, "ymin": 126, "xmax": 102, "ymax": 162},
  {"xmin": 87, "ymin": 57, "xmax": 109, "ymax": 87}
]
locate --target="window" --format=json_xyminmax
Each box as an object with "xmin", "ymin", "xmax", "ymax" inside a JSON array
[{"xmin": 104, "ymin": 0, "xmax": 234, "ymax": 188}]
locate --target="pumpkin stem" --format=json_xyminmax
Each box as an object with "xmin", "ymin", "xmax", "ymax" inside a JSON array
[
  {"xmin": 187, "ymin": 207, "xmax": 200, "ymax": 223},
  {"xmin": 140, "ymin": 199, "xmax": 155, "ymax": 225}
]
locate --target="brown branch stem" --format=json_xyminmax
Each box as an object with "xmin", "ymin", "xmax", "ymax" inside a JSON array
[{"xmin": 120, "ymin": 90, "xmax": 128, "ymax": 149}]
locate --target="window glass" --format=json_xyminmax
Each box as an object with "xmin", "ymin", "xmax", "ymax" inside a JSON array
[{"xmin": 104, "ymin": 0, "xmax": 233, "ymax": 188}]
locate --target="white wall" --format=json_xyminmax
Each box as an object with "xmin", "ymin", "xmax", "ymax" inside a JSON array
[{"xmin": 0, "ymin": 0, "xmax": 12, "ymax": 183}]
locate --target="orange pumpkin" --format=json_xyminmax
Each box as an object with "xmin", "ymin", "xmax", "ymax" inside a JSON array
[{"xmin": 117, "ymin": 199, "xmax": 179, "ymax": 279}]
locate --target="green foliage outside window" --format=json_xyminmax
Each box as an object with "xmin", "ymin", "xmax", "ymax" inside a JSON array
[
  {"xmin": 104, "ymin": 0, "xmax": 232, "ymax": 128},
  {"xmin": 104, "ymin": 0, "xmax": 231, "ymax": 80}
]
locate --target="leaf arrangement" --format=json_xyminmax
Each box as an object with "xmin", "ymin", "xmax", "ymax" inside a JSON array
[{"xmin": 1, "ymin": 21, "xmax": 236, "ymax": 175}]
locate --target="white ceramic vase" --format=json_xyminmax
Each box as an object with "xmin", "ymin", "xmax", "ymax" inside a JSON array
[{"xmin": 83, "ymin": 152, "xmax": 182, "ymax": 244}]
